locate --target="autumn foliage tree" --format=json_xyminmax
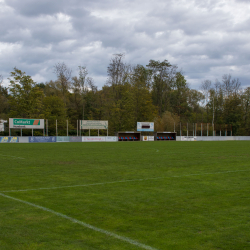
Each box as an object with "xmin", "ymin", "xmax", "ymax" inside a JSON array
[
  {"xmin": 8, "ymin": 68, "xmax": 44, "ymax": 118},
  {"xmin": 2, "ymin": 57, "xmax": 250, "ymax": 136}
]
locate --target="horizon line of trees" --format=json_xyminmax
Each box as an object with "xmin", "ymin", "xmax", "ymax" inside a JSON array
[{"xmin": 1, "ymin": 53, "xmax": 250, "ymax": 136}]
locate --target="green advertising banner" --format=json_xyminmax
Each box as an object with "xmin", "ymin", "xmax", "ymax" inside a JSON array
[{"xmin": 9, "ymin": 118, "xmax": 44, "ymax": 129}]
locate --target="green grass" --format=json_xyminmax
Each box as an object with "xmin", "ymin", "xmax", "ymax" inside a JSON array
[{"xmin": 0, "ymin": 141, "xmax": 250, "ymax": 250}]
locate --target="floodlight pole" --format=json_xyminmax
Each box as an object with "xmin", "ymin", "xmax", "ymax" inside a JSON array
[
  {"xmin": 56, "ymin": 120, "xmax": 57, "ymax": 136},
  {"xmin": 187, "ymin": 123, "xmax": 188, "ymax": 137},
  {"xmin": 77, "ymin": 120, "xmax": 78, "ymax": 136}
]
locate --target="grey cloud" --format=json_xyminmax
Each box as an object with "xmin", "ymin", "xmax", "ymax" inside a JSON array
[
  {"xmin": 1, "ymin": 0, "xmax": 250, "ymax": 89},
  {"xmin": 5, "ymin": 0, "xmax": 69, "ymax": 16}
]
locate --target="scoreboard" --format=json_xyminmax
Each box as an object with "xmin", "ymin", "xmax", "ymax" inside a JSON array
[{"xmin": 137, "ymin": 122, "xmax": 154, "ymax": 132}]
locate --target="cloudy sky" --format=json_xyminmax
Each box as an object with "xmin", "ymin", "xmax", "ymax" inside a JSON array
[{"xmin": 0, "ymin": 0, "xmax": 250, "ymax": 89}]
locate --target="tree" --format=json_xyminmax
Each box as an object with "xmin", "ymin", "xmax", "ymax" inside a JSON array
[
  {"xmin": 223, "ymin": 94, "xmax": 243, "ymax": 135},
  {"xmin": 8, "ymin": 68, "xmax": 44, "ymax": 118},
  {"xmin": 42, "ymin": 95, "xmax": 69, "ymax": 135},
  {"xmin": 187, "ymin": 89, "xmax": 204, "ymax": 122},
  {"xmin": 201, "ymin": 79, "xmax": 212, "ymax": 122},
  {"xmin": 71, "ymin": 66, "xmax": 94, "ymax": 120},
  {"xmin": 53, "ymin": 62, "xmax": 72, "ymax": 102},
  {"xmin": 0, "ymin": 75, "xmax": 9, "ymax": 118},
  {"xmin": 131, "ymin": 65, "xmax": 157, "ymax": 124},
  {"xmin": 241, "ymin": 87, "xmax": 250, "ymax": 135},
  {"xmin": 147, "ymin": 59, "xmax": 176, "ymax": 116},
  {"xmin": 107, "ymin": 53, "xmax": 132, "ymax": 86},
  {"xmin": 154, "ymin": 111, "xmax": 180, "ymax": 132},
  {"xmin": 221, "ymin": 74, "xmax": 241, "ymax": 98},
  {"xmin": 170, "ymin": 71, "xmax": 190, "ymax": 118}
]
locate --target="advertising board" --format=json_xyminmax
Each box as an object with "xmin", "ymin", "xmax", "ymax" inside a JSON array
[
  {"xmin": 9, "ymin": 118, "xmax": 44, "ymax": 129},
  {"xmin": 137, "ymin": 122, "xmax": 154, "ymax": 132},
  {"xmin": 0, "ymin": 120, "xmax": 7, "ymax": 132},
  {"xmin": 181, "ymin": 136, "xmax": 196, "ymax": 141},
  {"xmin": 142, "ymin": 136, "xmax": 154, "ymax": 141},
  {"xmin": 80, "ymin": 120, "xmax": 108, "ymax": 130},
  {"xmin": 0, "ymin": 137, "xmax": 19, "ymax": 143},
  {"xmin": 69, "ymin": 137, "xmax": 82, "ymax": 142},
  {"xmin": 106, "ymin": 136, "xmax": 118, "ymax": 142},
  {"xmin": 82, "ymin": 137, "xmax": 106, "ymax": 142},
  {"xmin": 29, "ymin": 136, "xmax": 56, "ymax": 143},
  {"xmin": 57, "ymin": 136, "xmax": 70, "ymax": 142}
]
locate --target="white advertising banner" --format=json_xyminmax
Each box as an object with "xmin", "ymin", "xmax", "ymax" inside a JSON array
[
  {"xmin": 181, "ymin": 136, "xmax": 196, "ymax": 141},
  {"xmin": 80, "ymin": 120, "xmax": 108, "ymax": 130},
  {"xmin": 9, "ymin": 118, "xmax": 44, "ymax": 129},
  {"xmin": 106, "ymin": 136, "xmax": 118, "ymax": 142},
  {"xmin": 142, "ymin": 136, "xmax": 154, "ymax": 141},
  {"xmin": 82, "ymin": 137, "xmax": 106, "ymax": 142}
]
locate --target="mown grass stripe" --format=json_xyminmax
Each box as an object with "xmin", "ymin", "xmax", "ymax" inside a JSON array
[
  {"xmin": 0, "ymin": 154, "xmax": 25, "ymax": 159},
  {"xmin": 1, "ymin": 169, "xmax": 249, "ymax": 193}
]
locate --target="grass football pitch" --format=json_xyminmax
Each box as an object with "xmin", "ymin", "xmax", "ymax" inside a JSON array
[{"xmin": 0, "ymin": 141, "xmax": 250, "ymax": 250}]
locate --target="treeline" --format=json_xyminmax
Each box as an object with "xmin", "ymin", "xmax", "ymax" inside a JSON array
[{"xmin": 0, "ymin": 54, "xmax": 250, "ymax": 136}]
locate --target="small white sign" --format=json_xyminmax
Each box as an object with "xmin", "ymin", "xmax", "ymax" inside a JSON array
[
  {"xmin": 142, "ymin": 136, "xmax": 154, "ymax": 141},
  {"xmin": 0, "ymin": 120, "xmax": 7, "ymax": 132}
]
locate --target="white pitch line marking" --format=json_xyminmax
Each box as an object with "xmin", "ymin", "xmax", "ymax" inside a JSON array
[
  {"xmin": 0, "ymin": 192, "xmax": 158, "ymax": 250},
  {"xmin": 0, "ymin": 154, "xmax": 25, "ymax": 160},
  {"xmin": 1, "ymin": 169, "xmax": 249, "ymax": 193}
]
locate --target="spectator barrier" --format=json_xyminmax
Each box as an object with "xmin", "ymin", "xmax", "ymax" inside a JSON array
[{"xmin": 1, "ymin": 136, "xmax": 250, "ymax": 143}]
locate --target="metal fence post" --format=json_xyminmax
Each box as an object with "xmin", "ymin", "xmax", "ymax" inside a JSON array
[
  {"xmin": 67, "ymin": 120, "xmax": 68, "ymax": 136},
  {"xmin": 77, "ymin": 120, "xmax": 78, "ymax": 136}
]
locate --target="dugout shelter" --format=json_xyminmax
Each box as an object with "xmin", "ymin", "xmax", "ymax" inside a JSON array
[
  {"xmin": 154, "ymin": 132, "xmax": 176, "ymax": 141},
  {"xmin": 117, "ymin": 131, "xmax": 141, "ymax": 141}
]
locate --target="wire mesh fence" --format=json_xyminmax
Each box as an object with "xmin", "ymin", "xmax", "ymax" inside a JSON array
[{"xmin": 174, "ymin": 123, "xmax": 232, "ymax": 137}]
